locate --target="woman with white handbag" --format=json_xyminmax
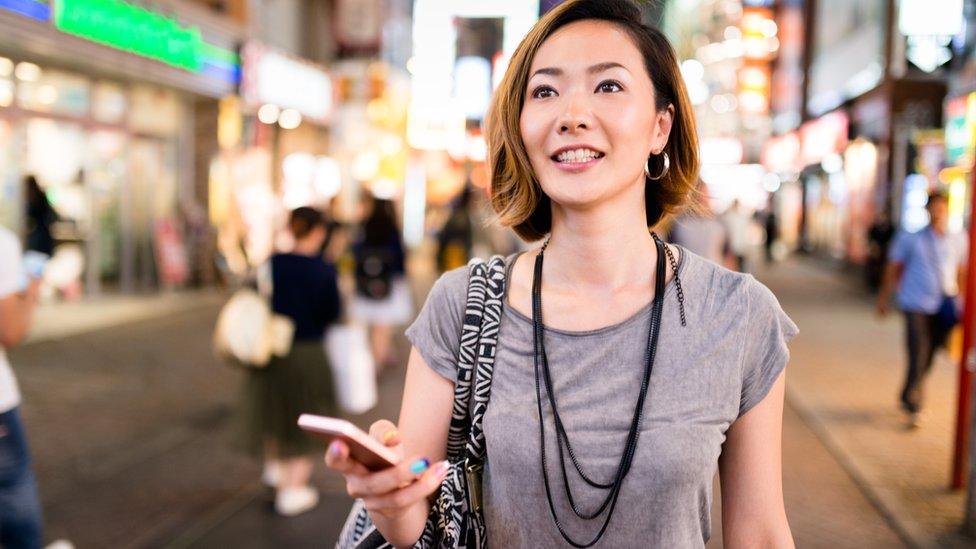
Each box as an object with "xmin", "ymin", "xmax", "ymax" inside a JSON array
[{"xmin": 239, "ymin": 207, "xmax": 342, "ymax": 517}]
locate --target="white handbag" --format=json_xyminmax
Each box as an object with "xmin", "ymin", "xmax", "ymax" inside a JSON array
[
  {"xmin": 213, "ymin": 262, "xmax": 295, "ymax": 368},
  {"xmin": 325, "ymin": 323, "xmax": 378, "ymax": 414}
]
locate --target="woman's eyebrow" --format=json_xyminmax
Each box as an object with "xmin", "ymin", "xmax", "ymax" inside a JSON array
[{"xmin": 529, "ymin": 62, "xmax": 629, "ymax": 80}]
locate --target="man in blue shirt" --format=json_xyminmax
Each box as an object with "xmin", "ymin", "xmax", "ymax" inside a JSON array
[{"xmin": 877, "ymin": 191, "xmax": 968, "ymax": 428}]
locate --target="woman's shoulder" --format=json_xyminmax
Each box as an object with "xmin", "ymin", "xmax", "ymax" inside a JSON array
[
  {"xmin": 426, "ymin": 254, "xmax": 519, "ymax": 306},
  {"xmin": 680, "ymin": 249, "xmax": 785, "ymax": 317}
]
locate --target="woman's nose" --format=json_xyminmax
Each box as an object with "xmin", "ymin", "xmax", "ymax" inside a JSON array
[{"xmin": 558, "ymin": 96, "xmax": 590, "ymax": 134}]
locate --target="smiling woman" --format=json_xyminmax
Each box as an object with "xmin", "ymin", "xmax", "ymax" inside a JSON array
[
  {"xmin": 327, "ymin": 1, "xmax": 798, "ymax": 548},
  {"xmin": 488, "ymin": 1, "xmax": 699, "ymax": 241}
]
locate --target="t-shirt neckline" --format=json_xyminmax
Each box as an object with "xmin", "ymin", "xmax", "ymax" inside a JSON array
[{"xmin": 501, "ymin": 244, "xmax": 690, "ymax": 337}]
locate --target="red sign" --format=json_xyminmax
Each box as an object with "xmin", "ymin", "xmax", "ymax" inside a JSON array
[
  {"xmin": 154, "ymin": 219, "xmax": 189, "ymax": 286},
  {"xmin": 800, "ymin": 111, "xmax": 849, "ymax": 165}
]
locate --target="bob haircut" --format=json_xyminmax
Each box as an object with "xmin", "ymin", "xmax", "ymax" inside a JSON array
[{"xmin": 486, "ymin": 0, "xmax": 700, "ymax": 242}]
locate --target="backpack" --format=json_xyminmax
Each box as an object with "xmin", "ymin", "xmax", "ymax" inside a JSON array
[{"xmin": 354, "ymin": 244, "xmax": 395, "ymax": 300}]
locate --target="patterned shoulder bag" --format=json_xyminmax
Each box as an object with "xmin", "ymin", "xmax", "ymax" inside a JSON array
[{"xmin": 337, "ymin": 255, "xmax": 506, "ymax": 549}]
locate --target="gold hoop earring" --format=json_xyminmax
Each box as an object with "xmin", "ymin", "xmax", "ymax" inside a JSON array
[{"xmin": 644, "ymin": 152, "xmax": 670, "ymax": 181}]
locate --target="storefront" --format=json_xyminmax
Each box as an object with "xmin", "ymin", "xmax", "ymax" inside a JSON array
[
  {"xmin": 210, "ymin": 41, "xmax": 336, "ymax": 273},
  {"xmin": 0, "ymin": 0, "xmax": 242, "ymax": 295}
]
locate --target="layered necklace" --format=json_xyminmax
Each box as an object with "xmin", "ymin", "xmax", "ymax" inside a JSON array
[{"xmin": 531, "ymin": 232, "xmax": 684, "ymax": 547}]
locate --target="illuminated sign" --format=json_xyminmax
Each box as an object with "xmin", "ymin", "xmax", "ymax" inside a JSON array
[
  {"xmin": 46, "ymin": 0, "xmax": 238, "ymax": 83},
  {"xmin": 944, "ymin": 93, "xmax": 976, "ymax": 167},
  {"xmin": 0, "ymin": 0, "xmax": 50, "ymax": 21},
  {"xmin": 241, "ymin": 42, "xmax": 333, "ymax": 123},
  {"xmin": 53, "ymin": 0, "xmax": 203, "ymax": 70}
]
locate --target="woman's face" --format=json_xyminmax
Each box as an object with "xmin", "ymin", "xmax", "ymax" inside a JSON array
[{"xmin": 520, "ymin": 20, "xmax": 673, "ymax": 211}]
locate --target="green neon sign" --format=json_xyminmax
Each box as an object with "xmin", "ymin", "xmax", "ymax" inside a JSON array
[{"xmin": 53, "ymin": 0, "xmax": 203, "ymax": 71}]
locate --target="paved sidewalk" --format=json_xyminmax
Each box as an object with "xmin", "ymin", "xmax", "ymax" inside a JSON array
[
  {"xmin": 28, "ymin": 290, "xmax": 226, "ymax": 344},
  {"xmin": 757, "ymin": 257, "xmax": 974, "ymax": 548}
]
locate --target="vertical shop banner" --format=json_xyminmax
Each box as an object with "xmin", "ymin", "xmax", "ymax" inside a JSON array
[{"xmin": 154, "ymin": 218, "xmax": 188, "ymax": 286}]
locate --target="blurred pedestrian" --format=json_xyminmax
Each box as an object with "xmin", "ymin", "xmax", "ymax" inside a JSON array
[
  {"xmin": 876, "ymin": 191, "xmax": 967, "ymax": 428},
  {"xmin": 350, "ymin": 197, "xmax": 412, "ymax": 372},
  {"xmin": 24, "ymin": 176, "xmax": 55, "ymax": 257},
  {"xmin": 327, "ymin": 1, "xmax": 797, "ymax": 546},
  {"xmin": 241, "ymin": 207, "xmax": 342, "ymax": 516},
  {"xmin": 722, "ymin": 199, "xmax": 751, "ymax": 272},
  {"xmin": 866, "ymin": 213, "xmax": 895, "ymax": 290},
  {"xmin": 0, "ymin": 224, "xmax": 44, "ymax": 548},
  {"xmin": 436, "ymin": 187, "xmax": 474, "ymax": 272},
  {"xmin": 763, "ymin": 207, "xmax": 779, "ymax": 264},
  {"xmin": 669, "ymin": 198, "xmax": 727, "ymax": 264}
]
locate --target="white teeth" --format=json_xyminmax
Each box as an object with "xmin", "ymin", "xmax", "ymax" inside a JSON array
[{"xmin": 556, "ymin": 148, "xmax": 601, "ymax": 163}]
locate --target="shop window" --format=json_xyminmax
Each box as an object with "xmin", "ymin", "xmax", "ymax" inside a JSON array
[
  {"xmin": 17, "ymin": 69, "xmax": 90, "ymax": 118},
  {"xmin": 92, "ymin": 82, "xmax": 128, "ymax": 125}
]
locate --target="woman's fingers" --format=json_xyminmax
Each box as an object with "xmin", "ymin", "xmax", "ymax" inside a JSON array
[
  {"xmin": 362, "ymin": 460, "xmax": 450, "ymax": 512},
  {"xmin": 369, "ymin": 419, "xmax": 401, "ymax": 447},
  {"xmin": 345, "ymin": 454, "xmax": 438, "ymax": 498},
  {"xmin": 324, "ymin": 439, "xmax": 370, "ymax": 476}
]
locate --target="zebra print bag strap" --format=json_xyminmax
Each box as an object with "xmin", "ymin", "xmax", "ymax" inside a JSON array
[
  {"xmin": 445, "ymin": 259, "xmax": 490, "ymax": 460},
  {"xmin": 465, "ymin": 255, "xmax": 505, "ymax": 461}
]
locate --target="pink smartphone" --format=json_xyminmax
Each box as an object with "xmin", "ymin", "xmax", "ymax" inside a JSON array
[{"xmin": 298, "ymin": 414, "xmax": 400, "ymax": 471}]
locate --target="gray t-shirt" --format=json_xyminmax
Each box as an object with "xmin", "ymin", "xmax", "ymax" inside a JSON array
[{"xmin": 405, "ymin": 247, "xmax": 798, "ymax": 547}]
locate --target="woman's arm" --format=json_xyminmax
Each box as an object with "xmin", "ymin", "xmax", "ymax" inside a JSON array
[
  {"xmin": 0, "ymin": 279, "xmax": 39, "ymax": 348},
  {"xmin": 330, "ymin": 347, "xmax": 455, "ymax": 548},
  {"xmin": 718, "ymin": 370, "xmax": 794, "ymax": 548}
]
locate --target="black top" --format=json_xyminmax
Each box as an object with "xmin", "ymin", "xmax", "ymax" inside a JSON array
[{"xmin": 270, "ymin": 253, "xmax": 342, "ymax": 341}]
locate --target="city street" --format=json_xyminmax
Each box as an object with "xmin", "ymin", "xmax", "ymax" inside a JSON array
[{"xmin": 13, "ymin": 253, "xmax": 957, "ymax": 548}]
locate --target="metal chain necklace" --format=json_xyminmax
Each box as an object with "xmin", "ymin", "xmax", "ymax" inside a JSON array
[{"xmin": 531, "ymin": 232, "xmax": 674, "ymax": 548}]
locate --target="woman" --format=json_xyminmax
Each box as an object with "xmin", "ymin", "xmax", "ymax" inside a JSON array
[
  {"xmin": 242, "ymin": 207, "xmax": 341, "ymax": 516},
  {"xmin": 351, "ymin": 197, "xmax": 412, "ymax": 371},
  {"xmin": 24, "ymin": 175, "xmax": 56, "ymax": 257},
  {"xmin": 327, "ymin": 1, "xmax": 797, "ymax": 546}
]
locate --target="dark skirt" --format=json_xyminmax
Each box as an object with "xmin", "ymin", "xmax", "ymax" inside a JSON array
[{"xmin": 239, "ymin": 340, "xmax": 338, "ymax": 458}]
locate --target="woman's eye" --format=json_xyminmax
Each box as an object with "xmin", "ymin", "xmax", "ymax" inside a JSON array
[
  {"xmin": 597, "ymin": 80, "xmax": 623, "ymax": 93},
  {"xmin": 532, "ymin": 86, "xmax": 557, "ymax": 99}
]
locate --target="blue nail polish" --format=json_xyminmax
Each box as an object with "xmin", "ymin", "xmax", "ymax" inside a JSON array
[{"xmin": 410, "ymin": 458, "xmax": 430, "ymax": 475}]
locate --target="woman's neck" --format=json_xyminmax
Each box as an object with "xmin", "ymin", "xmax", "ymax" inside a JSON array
[
  {"xmin": 292, "ymin": 240, "xmax": 320, "ymax": 256},
  {"xmin": 544, "ymin": 200, "xmax": 658, "ymax": 291}
]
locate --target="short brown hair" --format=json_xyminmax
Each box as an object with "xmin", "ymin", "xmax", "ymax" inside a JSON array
[
  {"xmin": 289, "ymin": 207, "xmax": 324, "ymax": 239},
  {"xmin": 486, "ymin": 0, "xmax": 700, "ymax": 241}
]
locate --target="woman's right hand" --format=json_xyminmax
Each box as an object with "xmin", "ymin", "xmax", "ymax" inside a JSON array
[{"xmin": 325, "ymin": 419, "xmax": 449, "ymax": 521}]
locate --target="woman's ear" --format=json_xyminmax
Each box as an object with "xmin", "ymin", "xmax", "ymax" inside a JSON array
[{"xmin": 652, "ymin": 104, "xmax": 675, "ymax": 154}]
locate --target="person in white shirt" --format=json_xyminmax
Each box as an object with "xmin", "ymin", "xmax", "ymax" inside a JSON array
[{"xmin": 0, "ymin": 225, "xmax": 43, "ymax": 548}]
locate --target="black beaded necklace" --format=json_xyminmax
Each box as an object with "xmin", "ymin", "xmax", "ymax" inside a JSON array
[{"xmin": 531, "ymin": 232, "xmax": 683, "ymax": 547}]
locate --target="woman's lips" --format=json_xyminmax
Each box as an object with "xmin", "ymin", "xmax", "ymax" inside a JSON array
[{"xmin": 551, "ymin": 154, "xmax": 604, "ymax": 173}]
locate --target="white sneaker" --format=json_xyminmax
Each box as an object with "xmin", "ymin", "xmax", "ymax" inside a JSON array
[
  {"xmin": 275, "ymin": 486, "xmax": 319, "ymax": 517},
  {"xmin": 262, "ymin": 460, "xmax": 281, "ymax": 488},
  {"xmin": 45, "ymin": 541, "xmax": 74, "ymax": 549}
]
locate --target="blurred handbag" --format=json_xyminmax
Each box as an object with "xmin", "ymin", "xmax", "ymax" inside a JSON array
[
  {"xmin": 326, "ymin": 323, "xmax": 378, "ymax": 414},
  {"xmin": 214, "ymin": 262, "xmax": 294, "ymax": 368},
  {"xmin": 336, "ymin": 256, "xmax": 506, "ymax": 549}
]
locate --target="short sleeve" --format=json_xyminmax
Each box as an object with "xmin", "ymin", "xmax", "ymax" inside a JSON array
[
  {"xmin": 404, "ymin": 266, "xmax": 468, "ymax": 383},
  {"xmin": 0, "ymin": 230, "xmax": 24, "ymax": 298},
  {"xmin": 738, "ymin": 280, "xmax": 799, "ymax": 418},
  {"xmin": 888, "ymin": 231, "xmax": 912, "ymax": 265}
]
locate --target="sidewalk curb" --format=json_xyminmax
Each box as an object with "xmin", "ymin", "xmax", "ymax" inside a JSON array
[{"xmin": 785, "ymin": 387, "xmax": 929, "ymax": 549}]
